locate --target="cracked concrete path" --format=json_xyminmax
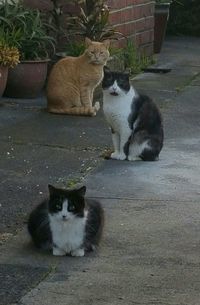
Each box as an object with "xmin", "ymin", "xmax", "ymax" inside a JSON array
[{"xmin": 0, "ymin": 37, "xmax": 200, "ymax": 305}]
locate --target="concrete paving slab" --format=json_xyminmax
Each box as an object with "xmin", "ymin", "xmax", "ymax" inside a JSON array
[
  {"xmin": 1, "ymin": 36, "xmax": 200, "ymax": 305},
  {"xmin": 0, "ymin": 101, "xmax": 109, "ymax": 149},
  {"xmin": 0, "ymin": 141, "xmax": 100, "ymax": 233},
  {"xmin": 86, "ymin": 85, "xmax": 200, "ymax": 202},
  {"xmin": 2, "ymin": 198, "xmax": 200, "ymax": 305},
  {"xmin": 20, "ymin": 199, "xmax": 200, "ymax": 305},
  {"xmin": 133, "ymin": 73, "xmax": 198, "ymax": 93},
  {"xmin": 0, "ymin": 264, "xmax": 50, "ymax": 305},
  {"xmin": 155, "ymin": 37, "xmax": 200, "ymax": 68}
]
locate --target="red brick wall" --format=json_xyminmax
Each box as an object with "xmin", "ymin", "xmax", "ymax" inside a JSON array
[
  {"xmin": 23, "ymin": 0, "xmax": 154, "ymax": 55},
  {"xmin": 107, "ymin": 0, "xmax": 155, "ymax": 55}
]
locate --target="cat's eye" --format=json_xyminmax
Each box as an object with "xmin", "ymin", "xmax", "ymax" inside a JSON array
[
  {"xmin": 56, "ymin": 204, "xmax": 62, "ymax": 210},
  {"xmin": 68, "ymin": 204, "xmax": 75, "ymax": 212},
  {"xmin": 55, "ymin": 198, "xmax": 63, "ymax": 210},
  {"xmin": 118, "ymin": 79, "xmax": 125, "ymax": 85}
]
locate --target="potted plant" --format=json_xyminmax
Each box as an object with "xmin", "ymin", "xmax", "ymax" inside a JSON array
[
  {"xmin": 154, "ymin": 0, "xmax": 172, "ymax": 53},
  {"xmin": 0, "ymin": 29, "xmax": 20, "ymax": 97},
  {"xmin": 154, "ymin": 0, "xmax": 180, "ymax": 53},
  {"xmin": 54, "ymin": 0, "xmax": 122, "ymax": 59},
  {"xmin": 67, "ymin": 0, "xmax": 121, "ymax": 41},
  {"xmin": 0, "ymin": 0, "xmax": 55, "ymax": 98}
]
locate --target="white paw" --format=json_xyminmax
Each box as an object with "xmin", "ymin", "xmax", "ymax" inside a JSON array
[
  {"xmin": 110, "ymin": 152, "xmax": 120, "ymax": 159},
  {"xmin": 91, "ymin": 111, "xmax": 97, "ymax": 117},
  {"xmin": 128, "ymin": 155, "xmax": 141, "ymax": 161},
  {"xmin": 53, "ymin": 247, "xmax": 66, "ymax": 256},
  {"xmin": 94, "ymin": 101, "xmax": 100, "ymax": 111},
  {"xmin": 111, "ymin": 152, "xmax": 126, "ymax": 160},
  {"xmin": 71, "ymin": 248, "xmax": 85, "ymax": 257}
]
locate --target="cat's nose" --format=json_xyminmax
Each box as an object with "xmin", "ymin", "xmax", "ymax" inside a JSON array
[{"xmin": 62, "ymin": 215, "xmax": 67, "ymax": 220}]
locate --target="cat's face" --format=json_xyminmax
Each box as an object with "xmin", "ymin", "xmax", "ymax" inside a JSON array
[
  {"xmin": 48, "ymin": 185, "xmax": 86, "ymax": 222},
  {"xmin": 102, "ymin": 68, "xmax": 130, "ymax": 96},
  {"xmin": 84, "ymin": 38, "xmax": 110, "ymax": 65}
]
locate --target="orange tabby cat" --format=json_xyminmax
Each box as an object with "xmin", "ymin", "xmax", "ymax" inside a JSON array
[{"xmin": 47, "ymin": 38, "xmax": 110, "ymax": 116}]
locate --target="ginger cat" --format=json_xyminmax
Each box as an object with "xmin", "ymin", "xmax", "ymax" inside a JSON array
[{"xmin": 47, "ymin": 38, "xmax": 110, "ymax": 116}]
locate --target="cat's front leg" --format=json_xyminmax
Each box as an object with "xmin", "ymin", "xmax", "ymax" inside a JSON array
[
  {"xmin": 110, "ymin": 132, "xmax": 121, "ymax": 159},
  {"xmin": 71, "ymin": 248, "xmax": 85, "ymax": 257},
  {"xmin": 91, "ymin": 89, "xmax": 100, "ymax": 112},
  {"xmin": 90, "ymin": 89, "xmax": 100, "ymax": 112},
  {"xmin": 110, "ymin": 132, "xmax": 129, "ymax": 160},
  {"xmin": 117, "ymin": 131, "xmax": 132, "ymax": 160},
  {"xmin": 81, "ymin": 87, "xmax": 99, "ymax": 116},
  {"xmin": 81, "ymin": 88, "xmax": 95, "ymax": 113},
  {"xmin": 94, "ymin": 101, "xmax": 100, "ymax": 112},
  {"xmin": 110, "ymin": 132, "xmax": 127, "ymax": 160}
]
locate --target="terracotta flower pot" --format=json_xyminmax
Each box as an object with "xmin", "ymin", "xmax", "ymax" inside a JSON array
[
  {"xmin": 0, "ymin": 65, "xmax": 8, "ymax": 97},
  {"xmin": 154, "ymin": 3, "xmax": 170, "ymax": 53},
  {"xmin": 4, "ymin": 59, "xmax": 49, "ymax": 98}
]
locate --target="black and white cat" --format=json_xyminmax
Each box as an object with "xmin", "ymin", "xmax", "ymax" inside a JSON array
[
  {"xmin": 28, "ymin": 185, "xmax": 104, "ymax": 256},
  {"xmin": 102, "ymin": 68, "xmax": 164, "ymax": 161}
]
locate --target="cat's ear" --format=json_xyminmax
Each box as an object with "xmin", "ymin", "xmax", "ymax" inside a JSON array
[
  {"xmin": 124, "ymin": 69, "xmax": 130, "ymax": 77},
  {"xmin": 48, "ymin": 184, "xmax": 56, "ymax": 195},
  {"xmin": 76, "ymin": 186, "xmax": 86, "ymax": 197},
  {"xmin": 103, "ymin": 39, "xmax": 110, "ymax": 49},
  {"xmin": 123, "ymin": 70, "xmax": 130, "ymax": 80},
  {"xmin": 85, "ymin": 37, "xmax": 92, "ymax": 47}
]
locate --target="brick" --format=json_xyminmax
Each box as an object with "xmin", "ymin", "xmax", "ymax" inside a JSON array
[
  {"xmin": 135, "ymin": 17, "xmax": 154, "ymax": 32},
  {"xmin": 135, "ymin": 29, "xmax": 154, "ymax": 46},
  {"xmin": 139, "ymin": 43, "xmax": 154, "ymax": 56},
  {"xmin": 107, "ymin": 0, "xmax": 125, "ymax": 9},
  {"xmin": 24, "ymin": 0, "xmax": 155, "ymax": 56},
  {"xmin": 110, "ymin": 4, "xmax": 154, "ymax": 25},
  {"xmin": 23, "ymin": 0, "xmax": 53, "ymax": 11}
]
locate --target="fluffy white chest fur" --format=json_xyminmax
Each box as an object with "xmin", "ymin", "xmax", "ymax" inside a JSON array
[
  {"xmin": 103, "ymin": 84, "xmax": 136, "ymax": 133},
  {"xmin": 49, "ymin": 211, "xmax": 87, "ymax": 256},
  {"xmin": 103, "ymin": 83, "xmax": 138, "ymax": 160}
]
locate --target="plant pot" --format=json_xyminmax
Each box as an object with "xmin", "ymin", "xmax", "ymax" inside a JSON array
[
  {"xmin": 4, "ymin": 59, "xmax": 49, "ymax": 98},
  {"xmin": 0, "ymin": 65, "xmax": 8, "ymax": 97},
  {"xmin": 154, "ymin": 3, "xmax": 170, "ymax": 54}
]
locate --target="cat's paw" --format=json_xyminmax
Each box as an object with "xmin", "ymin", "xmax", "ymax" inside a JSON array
[
  {"xmin": 53, "ymin": 247, "xmax": 66, "ymax": 256},
  {"xmin": 110, "ymin": 152, "xmax": 119, "ymax": 159},
  {"xmin": 91, "ymin": 110, "xmax": 97, "ymax": 117},
  {"xmin": 128, "ymin": 155, "xmax": 141, "ymax": 161},
  {"xmin": 94, "ymin": 101, "xmax": 100, "ymax": 111},
  {"xmin": 111, "ymin": 152, "xmax": 126, "ymax": 160},
  {"xmin": 71, "ymin": 248, "xmax": 85, "ymax": 257}
]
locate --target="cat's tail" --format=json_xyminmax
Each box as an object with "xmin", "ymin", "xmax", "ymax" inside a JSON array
[{"xmin": 48, "ymin": 102, "xmax": 100, "ymax": 117}]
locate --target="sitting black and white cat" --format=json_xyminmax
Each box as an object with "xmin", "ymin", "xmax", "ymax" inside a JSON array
[
  {"xmin": 28, "ymin": 185, "xmax": 104, "ymax": 256},
  {"xmin": 102, "ymin": 68, "xmax": 164, "ymax": 161}
]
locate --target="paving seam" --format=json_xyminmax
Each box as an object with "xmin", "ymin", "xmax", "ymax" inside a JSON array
[
  {"xmin": 87, "ymin": 196, "xmax": 199, "ymax": 203},
  {"xmin": 0, "ymin": 139, "xmax": 108, "ymax": 152}
]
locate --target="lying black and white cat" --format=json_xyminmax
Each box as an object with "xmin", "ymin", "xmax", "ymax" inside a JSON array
[
  {"xmin": 102, "ymin": 68, "xmax": 164, "ymax": 161},
  {"xmin": 28, "ymin": 185, "xmax": 104, "ymax": 256}
]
